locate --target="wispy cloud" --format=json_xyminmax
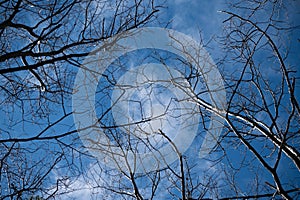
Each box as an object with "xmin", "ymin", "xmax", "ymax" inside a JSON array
[
  {"xmin": 50, "ymin": 164, "xmax": 113, "ymax": 200},
  {"xmin": 169, "ymin": 0, "xmax": 226, "ymax": 39}
]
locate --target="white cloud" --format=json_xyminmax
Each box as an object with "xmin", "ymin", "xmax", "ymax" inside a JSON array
[
  {"xmin": 49, "ymin": 164, "xmax": 114, "ymax": 200},
  {"xmin": 169, "ymin": 0, "xmax": 226, "ymax": 40}
]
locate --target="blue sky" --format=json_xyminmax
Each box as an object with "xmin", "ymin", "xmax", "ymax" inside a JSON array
[
  {"xmin": 64, "ymin": 1, "xmax": 300, "ymax": 198},
  {"xmin": 1, "ymin": 0, "xmax": 300, "ymax": 199}
]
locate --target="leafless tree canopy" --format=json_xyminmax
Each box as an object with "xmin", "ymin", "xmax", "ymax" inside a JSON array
[
  {"xmin": 0, "ymin": 0, "xmax": 299, "ymax": 199},
  {"xmin": 0, "ymin": 0, "xmax": 161, "ymax": 199}
]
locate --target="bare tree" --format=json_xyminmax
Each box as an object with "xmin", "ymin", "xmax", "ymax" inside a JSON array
[
  {"xmin": 0, "ymin": 0, "xmax": 161, "ymax": 199},
  {"xmin": 1, "ymin": 0, "xmax": 299, "ymax": 200},
  {"xmin": 210, "ymin": 0, "xmax": 300, "ymax": 199}
]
